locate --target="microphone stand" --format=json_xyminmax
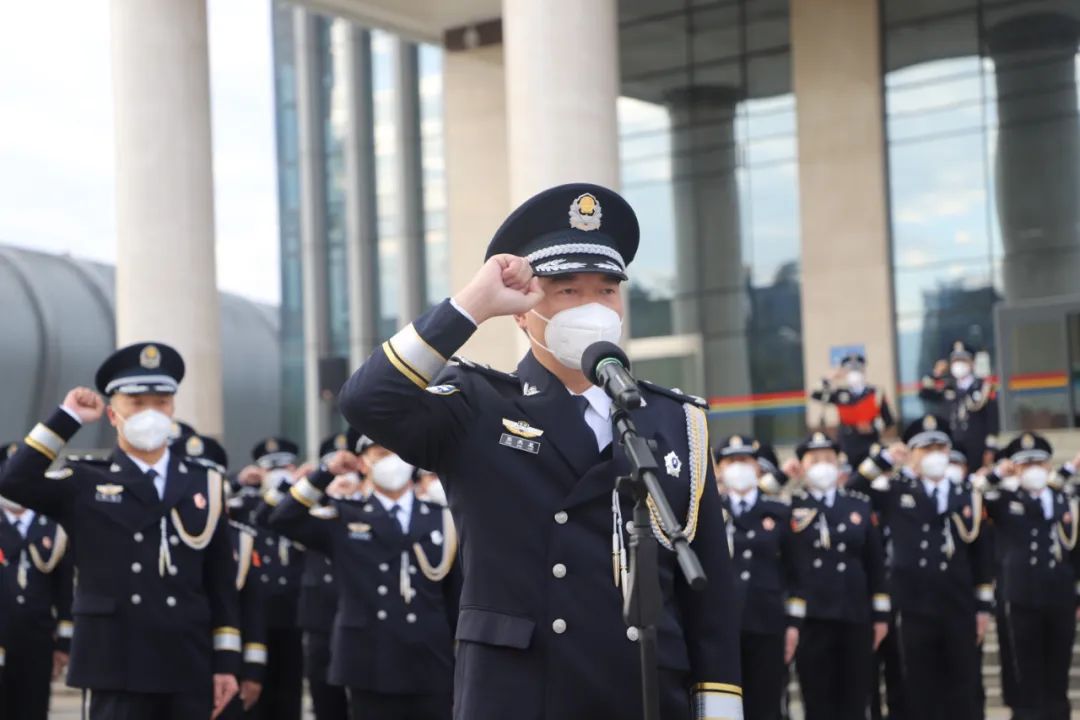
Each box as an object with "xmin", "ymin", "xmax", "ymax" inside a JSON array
[{"xmin": 611, "ymin": 400, "xmax": 708, "ymax": 720}]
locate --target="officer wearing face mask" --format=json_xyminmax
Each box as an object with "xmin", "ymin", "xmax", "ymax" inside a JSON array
[
  {"xmin": 852, "ymin": 415, "xmax": 993, "ymax": 720},
  {"xmin": 919, "ymin": 341, "xmax": 999, "ymax": 470},
  {"xmin": 270, "ymin": 438, "xmax": 460, "ymax": 720},
  {"xmin": 714, "ymin": 435, "xmax": 804, "ymax": 720},
  {"xmin": 337, "ymin": 183, "xmax": 742, "ymax": 720},
  {"xmin": 983, "ymin": 433, "xmax": 1079, "ymax": 720},
  {"xmin": 240, "ymin": 437, "xmax": 306, "ymax": 720},
  {"xmin": 0, "ymin": 342, "xmax": 241, "ymax": 719},
  {"xmin": 811, "ymin": 354, "xmax": 895, "ymax": 468},
  {"xmin": 784, "ymin": 433, "xmax": 888, "ymax": 720}
]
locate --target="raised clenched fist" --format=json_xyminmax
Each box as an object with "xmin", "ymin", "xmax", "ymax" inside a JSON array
[
  {"xmin": 62, "ymin": 387, "xmax": 105, "ymax": 424},
  {"xmin": 452, "ymin": 254, "xmax": 544, "ymax": 325},
  {"xmin": 325, "ymin": 450, "xmax": 360, "ymax": 477}
]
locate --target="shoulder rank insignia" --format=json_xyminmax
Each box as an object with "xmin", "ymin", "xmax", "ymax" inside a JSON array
[
  {"xmin": 426, "ymin": 384, "xmax": 460, "ymax": 396},
  {"xmin": 46, "ymin": 468, "xmax": 74, "ymax": 480},
  {"xmin": 310, "ymin": 505, "xmax": 339, "ymax": 520},
  {"xmin": 522, "ymin": 382, "xmax": 540, "ymax": 397},
  {"xmin": 502, "ymin": 419, "xmax": 544, "ymax": 439}
]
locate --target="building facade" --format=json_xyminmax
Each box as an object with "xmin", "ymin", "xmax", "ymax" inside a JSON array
[{"xmin": 273, "ymin": 0, "xmax": 1080, "ymax": 450}]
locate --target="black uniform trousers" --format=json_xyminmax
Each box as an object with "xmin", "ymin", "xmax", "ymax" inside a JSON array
[
  {"xmin": 741, "ymin": 631, "xmax": 785, "ymax": 720},
  {"xmin": 347, "ymin": 690, "xmax": 451, "ymax": 720},
  {"xmin": 305, "ymin": 630, "xmax": 348, "ymax": 720},
  {"xmin": 249, "ymin": 625, "xmax": 304, "ymax": 720},
  {"xmin": 1006, "ymin": 604, "xmax": 1075, "ymax": 720},
  {"xmin": 0, "ymin": 626, "xmax": 54, "ymax": 720},
  {"xmin": 88, "ymin": 688, "xmax": 211, "ymax": 720},
  {"xmin": 897, "ymin": 611, "xmax": 979, "ymax": 720},
  {"xmin": 997, "ymin": 598, "xmax": 1018, "ymax": 709},
  {"xmin": 795, "ymin": 619, "xmax": 873, "ymax": 720},
  {"xmin": 870, "ymin": 617, "xmax": 906, "ymax": 720}
]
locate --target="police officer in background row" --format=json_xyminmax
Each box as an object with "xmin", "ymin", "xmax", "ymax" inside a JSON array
[
  {"xmin": 853, "ymin": 416, "xmax": 992, "ymax": 720},
  {"xmin": 811, "ymin": 353, "xmax": 895, "ymax": 468},
  {"xmin": 984, "ymin": 432, "xmax": 1080, "ymax": 720},
  {"xmin": 919, "ymin": 341, "xmax": 999, "ymax": 469},
  {"xmin": 178, "ymin": 433, "xmax": 270, "ymax": 718},
  {"xmin": 0, "ymin": 440, "xmax": 74, "ymax": 720},
  {"xmin": 0, "ymin": 342, "xmax": 240, "ymax": 719},
  {"xmin": 714, "ymin": 435, "xmax": 804, "ymax": 720},
  {"xmin": 785, "ymin": 433, "xmax": 889, "ymax": 720},
  {"xmin": 273, "ymin": 437, "xmax": 460, "ymax": 720},
  {"xmin": 338, "ymin": 183, "xmax": 743, "ymax": 720}
]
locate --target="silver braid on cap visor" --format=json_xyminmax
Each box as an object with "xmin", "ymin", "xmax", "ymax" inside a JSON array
[{"xmin": 525, "ymin": 243, "xmax": 625, "ymax": 269}]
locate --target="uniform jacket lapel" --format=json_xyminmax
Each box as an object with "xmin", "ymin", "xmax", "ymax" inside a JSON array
[
  {"xmin": 108, "ymin": 449, "xmax": 161, "ymax": 508},
  {"xmin": 161, "ymin": 453, "xmax": 193, "ymax": 511}
]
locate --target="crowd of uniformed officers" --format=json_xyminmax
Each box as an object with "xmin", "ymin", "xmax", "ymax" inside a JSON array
[{"xmin": 0, "ymin": 182, "xmax": 1076, "ymax": 720}]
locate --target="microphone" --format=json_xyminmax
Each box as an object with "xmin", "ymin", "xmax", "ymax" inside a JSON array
[{"xmin": 582, "ymin": 341, "xmax": 642, "ymax": 410}]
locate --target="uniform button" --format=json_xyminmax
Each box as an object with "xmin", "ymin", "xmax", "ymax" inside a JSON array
[
  {"xmin": 837, "ymin": 523, "xmax": 846, "ymax": 532},
  {"xmin": 134, "ymin": 532, "xmax": 144, "ymax": 543},
  {"xmin": 813, "ymin": 541, "xmax": 821, "ymax": 549},
  {"xmin": 1030, "ymin": 542, "xmax": 1039, "ymax": 551},
  {"xmin": 552, "ymin": 619, "xmax": 567, "ymax": 634},
  {"xmin": 377, "ymin": 586, "xmax": 388, "ymax": 596},
  {"xmin": 324, "ymin": 574, "xmax": 333, "ymax": 583},
  {"xmin": 409, "ymin": 566, "xmax": 417, "ymax": 575},
  {"xmin": 377, "ymin": 610, "xmax": 387, "ymax": 620},
  {"xmin": 746, "ymin": 530, "xmax": 756, "ymax": 539},
  {"xmin": 837, "ymin": 562, "xmax": 846, "ymax": 572},
  {"xmin": 627, "ymin": 627, "xmax": 640, "ymax": 642},
  {"xmin": 552, "ymin": 563, "xmax": 567, "ymax": 579},
  {"xmin": 406, "ymin": 613, "xmax": 417, "ymax": 624},
  {"xmin": 920, "ymin": 540, "xmax": 928, "ymax": 549},
  {"xmin": 262, "ymin": 555, "xmax": 271, "ymax": 564},
  {"xmin": 740, "ymin": 571, "xmax": 751, "ymax": 581},
  {"xmin": 324, "ymin": 558, "xmax": 332, "ymax": 566},
  {"xmin": 169, "ymin": 535, "xmax": 180, "ymax": 546},
  {"xmin": 1050, "ymin": 560, "xmax": 1057, "ymax": 568},
  {"xmin": 939, "ymin": 562, "xmax": 948, "ymax": 572},
  {"xmin": 922, "ymin": 524, "xmax": 930, "ymax": 533},
  {"xmin": 919, "ymin": 559, "xmax": 927, "ymax": 568},
  {"xmin": 131, "ymin": 594, "xmax": 142, "ymax": 605},
  {"xmin": 266, "ymin": 538, "xmax": 274, "ymax": 546},
  {"xmin": 1031, "ymin": 528, "xmax": 1039, "ymax": 537},
  {"xmin": 379, "ymin": 563, "xmax": 389, "ymax": 572},
  {"xmin": 812, "ymin": 559, "xmax": 822, "ymax": 569},
  {"xmin": 837, "ymin": 543, "xmax": 846, "ymax": 552},
  {"xmin": 1030, "ymin": 557, "xmax": 1038, "ymax": 566},
  {"xmin": 261, "ymin": 574, "xmax": 269, "ymax": 583},
  {"xmin": 554, "ymin": 511, "xmax": 568, "ymax": 525},
  {"xmin": 278, "ymin": 577, "xmax": 287, "ymax": 586},
  {"xmin": 742, "ymin": 549, "xmax": 752, "ymax": 559},
  {"xmin": 16, "ymin": 595, "xmax": 25, "ymax": 605},
  {"xmin": 131, "ymin": 562, "xmax": 142, "ymax": 574},
  {"xmin": 626, "ymin": 521, "xmax": 634, "ymax": 533},
  {"xmin": 166, "ymin": 596, "xmax": 176, "ymax": 607}
]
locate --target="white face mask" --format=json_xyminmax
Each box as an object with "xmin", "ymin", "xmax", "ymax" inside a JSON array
[
  {"xmin": 371, "ymin": 454, "xmax": 413, "ymax": 493},
  {"xmin": 529, "ymin": 303, "xmax": 623, "ymax": 370},
  {"xmin": 806, "ymin": 462, "xmax": 838, "ymax": 492},
  {"xmin": 263, "ymin": 468, "xmax": 295, "ymax": 492},
  {"xmin": 951, "ymin": 361, "xmax": 971, "ymax": 380},
  {"xmin": 722, "ymin": 462, "xmax": 758, "ymax": 494},
  {"xmin": 421, "ymin": 479, "xmax": 447, "ymax": 506},
  {"xmin": 1020, "ymin": 466, "xmax": 1049, "ymax": 493},
  {"xmin": 944, "ymin": 464, "xmax": 966, "ymax": 483},
  {"xmin": 920, "ymin": 451, "xmax": 950, "ymax": 480},
  {"xmin": 846, "ymin": 371, "xmax": 865, "ymax": 390},
  {"xmin": 117, "ymin": 409, "xmax": 174, "ymax": 451}
]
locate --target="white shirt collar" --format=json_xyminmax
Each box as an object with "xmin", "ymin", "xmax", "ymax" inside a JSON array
[
  {"xmin": 810, "ymin": 488, "xmax": 837, "ymax": 507},
  {"xmin": 373, "ymin": 489, "xmax": 415, "ymax": 530},
  {"xmin": 731, "ymin": 488, "xmax": 759, "ymax": 514},
  {"xmin": 957, "ymin": 375, "xmax": 975, "ymax": 391},
  {"xmin": 126, "ymin": 448, "xmax": 171, "ymax": 478},
  {"xmin": 922, "ymin": 478, "xmax": 949, "ymax": 513},
  {"xmin": 570, "ymin": 385, "xmax": 614, "ymax": 451},
  {"xmin": 4, "ymin": 509, "xmax": 34, "ymax": 536},
  {"xmin": 1035, "ymin": 487, "xmax": 1054, "ymax": 519}
]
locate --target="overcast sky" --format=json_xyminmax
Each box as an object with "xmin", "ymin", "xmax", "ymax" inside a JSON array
[{"xmin": 0, "ymin": 0, "xmax": 281, "ymax": 304}]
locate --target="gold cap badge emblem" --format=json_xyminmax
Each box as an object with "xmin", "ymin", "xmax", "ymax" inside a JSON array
[
  {"xmin": 924, "ymin": 415, "xmax": 937, "ymax": 430},
  {"xmin": 140, "ymin": 344, "xmax": 161, "ymax": 369},
  {"xmin": 265, "ymin": 438, "xmax": 279, "ymax": 453},
  {"xmin": 568, "ymin": 193, "xmax": 602, "ymax": 232},
  {"xmin": 185, "ymin": 435, "xmax": 204, "ymax": 457}
]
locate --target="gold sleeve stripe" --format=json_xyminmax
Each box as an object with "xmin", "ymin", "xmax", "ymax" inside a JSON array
[
  {"xmin": 57, "ymin": 620, "xmax": 74, "ymax": 638},
  {"xmin": 976, "ymin": 585, "xmax": 994, "ymax": 603},
  {"xmin": 243, "ymin": 643, "xmax": 268, "ymax": 664},
  {"xmin": 213, "ymin": 627, "xmax": 242, "ymax": 652},
  {"xmin": 693, "ymin": 684, "xmax": 744, "ymax": 720},
  {"xmin": 0, "ymin": 647, "xmax": 5, "ymax": 667},
  {"xmin": 290, "ymin": 479, "xmax": 322, "ymax": 508},
  {"xmin": 386, "ymin": 324, "xmax": 447, "ymax": 384},
  {"xmin": 693, "ymin": 682, "xmax": 742, "ymax": 695},
  {"xmin": 382, "ymin": 342, "xmax": 428, "ymax": 389},
  {"xmin": 29, "ymin": 423, "xmax": 65, "ymax": 457},
  {"xmin": 785, "ymin": 598, "xmax": 807, "ymax": 617},
  {"xmin": 873, "ymin": 594, "xmax": 892, "ymax": 612},
  {"xmin": 24, "ymin": 436, "xmax": 57, "ymax": 461}
]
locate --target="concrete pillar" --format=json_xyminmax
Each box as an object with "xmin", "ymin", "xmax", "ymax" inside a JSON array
[
  {"xmin": 667, "ymin": 86, "xmax": 751, "ymax": 402},
  {"xmin": 294, "ymin": 8, "xmax": 332, "ymax": 454},
  {"xmin": 110, "ymin": 0, "xmax": 223, "ymax": 435},
  {"xmin": 502, "ymin": 0, "xmax": 621, "ymax": 202},
  {"xmin": 343, "ymin": 27, "xmax": 380, "ymax": 368},
  {"xmin": 989, "ymin": 14, "xmax": 1080, "ymax": 302},
  {"xmin": 442, "ymin": 44, "xmax": 521, "ymax": 370},
  {"xmin": 393, "ymin": 38, "xmax": 428, "ymax": 323},
  {"xmin": 791, "ymin": 0, "xmax": 898, "ymax": 427}
]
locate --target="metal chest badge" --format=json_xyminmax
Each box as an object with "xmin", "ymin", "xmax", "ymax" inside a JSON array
[
  {"xmin": 500, "ymin": 419, "xmax": 543, "ymax": 455},
  {"xmin": 664, "ymin": 451, "xmax": 681, "ymax": 478}
]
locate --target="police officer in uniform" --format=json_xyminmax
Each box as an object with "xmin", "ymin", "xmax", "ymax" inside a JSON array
[
  {"xmin": 0, "ymin": 483, "xmax": 74, "ymax": 720},
  {"xmin": 784, "ymin": 432, "xmax": 889, "ymax": 720},
  {"xmin": 273, "ymin": 438, "xmax": 460, "ymax": 720},
  {"xmin": 338, "ymin": 183, "xmax": 742, "ymax": 720},
  {"xmin": 811, "ymin": 353, "xmax": 895, "ymax": 468},
  {"xmin": 0, "ymin": 342, "xmax": 241, "ymax": 719},
  {"xmin": 853, "ymin": 416, "xmax": 993, "ymax": 720},
  {"xmin": 919, "ymin": 342, "xmax": 999, "ymax": 469},
  {"xmin": 242, "ymin": 438, "xmax": 306, "ymax": 720},
  {"xmin": 714, "ymin": 435, "xmax": 804, "ymax": 720},
  {"xmin": 984, "ymin": 432, "xmax": 1079, "ymax": 720}
]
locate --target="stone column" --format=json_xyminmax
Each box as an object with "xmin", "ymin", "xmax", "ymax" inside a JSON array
[{"xmin": 393, "ymin": 38, "xmax": 428, "ymax": 323}]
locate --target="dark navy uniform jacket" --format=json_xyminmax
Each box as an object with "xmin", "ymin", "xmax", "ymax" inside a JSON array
[
  {"xmin": 237, "ymin": 487, "xmax": 305, "ymax": 629},
  {"xmin": 984, "ymin": 478, "xmax": 1080, "ymax": 609},
  {"xmin": 230, "ymin": 520, "xmax": 269, "ymax": 684},
  {"xmin": 852, "ymin": 461, "xmax": 993, "ymax": 618},
  {"xmin": 0, "ymin": 511, "xmax": 74, "ymax": 651},
  {"xmin": 338, "ymin": 299, "xmax": 742, "ymax": 720},
  {"xmin": 0, "ymin": 409, "xmax": 241, "ymax": 692},
  {"xmin": 721, "ymin": 494, "xmax": 806, "ymax": 634},
  {"xmin": 298, "ymin": 548, "xmax": 338, "ymax": 634},
  {"xmin": 270, "ymin": 473, "xmax": 458, "ymax": 694},
  {"xmin": 918, "ymin": 377, "xmax": 999, "ymax": 468},
  {"xmin": 788, "ymin": 488, "xmax": 890, "ymax": 624}
]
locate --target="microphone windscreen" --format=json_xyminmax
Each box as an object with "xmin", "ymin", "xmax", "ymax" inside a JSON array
[{"xmin": 581, "ymin": 341, "xmax": 629, "ymax": 386}]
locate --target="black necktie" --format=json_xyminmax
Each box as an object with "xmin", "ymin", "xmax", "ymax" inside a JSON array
[
  {"xmin": 146, "ymin": 468, "xmax": 161, "ymax": 501},
  {"xmin": 737, "ymin": 500, "xmax": 748, "ymax": 517},
  {"xmin": 389, "ymin": 504, "xmax": 403, "ymax": 533},
  {"xmin": 929, "ymin": 485, "xmax": 941, "ymax": 514},
  {"xmin": 572, "ymin": 394, "xmax": 590, "ymax": 418}
]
